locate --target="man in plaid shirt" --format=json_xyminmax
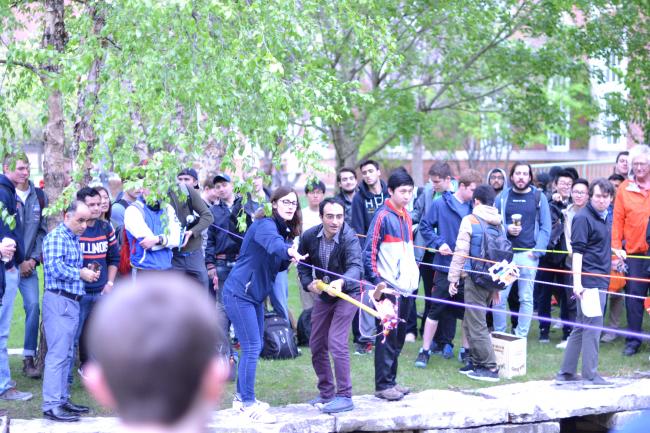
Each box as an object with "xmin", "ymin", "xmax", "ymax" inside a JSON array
[{"xmin": 41, "ymin": 200, "xmax": 99, "ymax": 422}]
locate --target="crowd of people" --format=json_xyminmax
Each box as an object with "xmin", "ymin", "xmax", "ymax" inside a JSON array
[{"xmin": 0, "ymin": 146, "xmax": 649, "ymax": 426}]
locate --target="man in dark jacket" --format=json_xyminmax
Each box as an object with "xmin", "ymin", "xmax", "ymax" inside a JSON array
[
  {"xmin": 350, "ymin": 159, "xmax": 389, "ymax": 354},
  {"xmin": 11, "ymin": 154, "xmax": 48, "ymax": 378},
  {"xmin": 555, "ymin": 178, "xmax": 622, "ymax": 388},
  {"xmin": 335, "ymin": 167, "xmax": 358, "ymax": 226},
  {"xmin": 171, "ymin": 168, "xmax": 214, "ymax": 288},
  {"xmin": 298, "ymin": 197, "xmax": 362, "ymax": 414},
  {"xmin": 0, "ymin": 152, "xmax": 29, "ymax": 402}
]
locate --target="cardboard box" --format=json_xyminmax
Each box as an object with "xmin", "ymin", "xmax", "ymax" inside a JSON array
[{"xmin": 491, "ymin": 332, "xmax": 526, "ymax": 379}]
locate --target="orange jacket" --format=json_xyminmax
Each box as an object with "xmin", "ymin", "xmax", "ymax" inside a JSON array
[{"xmin": 612, "ymin": 179, "xmax": 650, "ymax": 254}]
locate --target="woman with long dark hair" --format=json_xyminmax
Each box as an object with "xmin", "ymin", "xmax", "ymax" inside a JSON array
[
  {"xmin": 223, "ymin": 185, "xmax": 306, "ymax": 423},
  {"xmin": 94, "ymin": 186, "xmax": 112, "ymax": 221}
]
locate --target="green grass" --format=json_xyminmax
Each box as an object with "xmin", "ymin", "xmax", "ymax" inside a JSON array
[{"xmin": 4, "ymin": 267, "xmax": 650, "ymax": 419}]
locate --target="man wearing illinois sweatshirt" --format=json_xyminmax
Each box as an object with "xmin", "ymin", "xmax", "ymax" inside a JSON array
[{"xmin": 73, "ymin": 187, "xmax": 119, "ymax": 374}]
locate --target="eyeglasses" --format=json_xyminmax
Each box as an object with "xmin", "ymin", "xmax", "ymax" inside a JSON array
[
  {"xmin": 280, "ymin": 199, "xmax": 298, "ymax": 207},
  {"xmin": 572, "ymin": 190, "xmax": 587, "ymax": 196}
]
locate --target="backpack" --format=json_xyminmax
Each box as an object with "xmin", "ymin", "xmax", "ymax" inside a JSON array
[
  {"xmin": 35, "ymin": 187, "xmax": 47, "ymax": 214},
  {"xmin": 470, "ymin": 216, "xmax": 514, "ymax": 291},
  {"xmin": 117, "ymin": 201, "xmax": 145, "ymax": 276},
  {"xmin": 260, "ymin": 312, "xmax": 301, "ymax": 360},
  {"xmin": 296, "ymin": 308, "xmax": 312, "ymax": 347},
  {"xmin": 542, "ymin": 203, "xmax": 566, "ymax": 267}
]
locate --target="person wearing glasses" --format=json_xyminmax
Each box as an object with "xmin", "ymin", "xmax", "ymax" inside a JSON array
[{"xmin": 222, "ymin": 186, "xmax": 307, "ymax": 423}]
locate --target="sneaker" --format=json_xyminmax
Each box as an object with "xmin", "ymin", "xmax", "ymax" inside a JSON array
[
  {"xmin": 442, "ymin": 344, "xmax": 454, "ymax": 359},
  {"xmin": 354, "ymin": 342, "xmax": 373, "ymax": 355},
  {"xmin": 458, "ymin": 362, "xmax": 474, "ymax": 375},
  {"xmin": 321, "ymin": 396, "xmax": 354, "ymax": 413},
  {"xmin": 307, "ymin": 395, "xmax": 333, "ymax": 406},
  {"xmin": 404, "ymin": 333, "xmax": 416, "ymax": 343},
  {"xmin": 623, "ymin": 345, "xmax": 638, "ymax": 357},
  {"xmin": 392, "ymin": 384, "xmax": 410, "ymax": 395},
  {"xmin": 414, "ymin": 348, "xmax": 431, "ymax": 368},
  {"xmin": 458, "ymin": 347, "xmax": 469, "ymax": 364},
  {"xmin": 539, "ymin": 333, "xmax": 550, "ymax": 343},
  {"xmin": 583, "ymin": 375, "xmax": 616, "ymax": 389},
  {"xmin": 600, "ymin": 333, "xmax": 617, "ymax": 343},
  {"xmin": 0, "ymin": 388, "xmax": 33, "ymax": 401},
  {"xmin": 232, "ymin": 394, "xmax": 270, "ymax": 411},
  {"xmin": 467, "ymin": 367, "xmax": 500, "ymax": 382},
  {"xmin": 554, "ymin": 372, "xmax": 582, "ymax": 385},
  {"xmin": 239, "ymin": 401, "xmax": 276, "ymax": 424},
  {"xmin": 556, "ymin": 340, "xmax": 568, "ymax": 349},
  {"xmin": 374, "ymin": 387, "xmax": 404, "ymax": 401},
  {"xmin": 430, "ymin": 343, "xmax": 443, "ymax": 356}
]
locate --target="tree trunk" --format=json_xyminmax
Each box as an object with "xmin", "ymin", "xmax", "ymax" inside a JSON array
[
  {"xmin": 73, "ymin": 4, "xmax": 106, "ymax": 186},
  {"xmin": 42, "ymin": 0, "xmax": 68, "ymax": 230},
  {"xmin": 331, "ymin": 124, "xmax": 358, "ymax": 171},
  {"xmin": 412, "ymin": 134, "xmax": 424, "ymax": 186}
]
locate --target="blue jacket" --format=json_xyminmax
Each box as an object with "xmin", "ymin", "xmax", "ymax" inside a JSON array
[
  {"xmin": 419, "ymin": 191, "xmax": 472, "ymax": 273},
  {"xmin": 362, "ymin": 200, "xmax": 419, "ymax": 292},
  {"xmin": 494, "ymin": 186, "xmax": 551, "ymax": 258},
  {"xmin": 223, "ymin": 217, "xmax": 292, "ymax": 304},
  {"xmin": 126, "ymin": 200, "xmax": 173, "ymax": 271}
]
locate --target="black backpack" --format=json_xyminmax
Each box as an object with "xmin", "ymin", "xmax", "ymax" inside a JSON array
[
  {"xmin": 542, "ymin": 203, "xmax": 566, "ymax": 267},
  {"xmin": 470, "ymin": 215, "xmax": 514, "ymax": 291},
  {"xmin": 296, "ymin": 308, "xmax": 312, "ymax": 347},
  {"xmin": 260, "ymin": 312, "xmax": 301, "ymax": 360}
]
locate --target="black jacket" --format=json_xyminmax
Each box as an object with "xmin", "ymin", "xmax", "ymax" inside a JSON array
[
  {"xmin": 570, "ymin": 203, "xmax": 611, "ymax": 289},
  {"xmin": 0, "ymin": 174, "xmax": 25, "ymax": 302},
  {"xmin": 297, "ymin": 223, "xmax": 363, "ymax": 303},
  {"xmin": 205, "ymin": 197, "xmax": 244, "ymax": 265},
  {"xmin": 350, "ymin": 180, "xmax": 389, "ymax": 247}
]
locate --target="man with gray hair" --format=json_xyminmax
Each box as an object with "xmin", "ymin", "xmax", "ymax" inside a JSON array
[
  {"xmin": 41, "ymin": 201, "xmax": 100, "ymax": 422},
  {"xmin": 83, "ymin": 273, "xmax": 229, "ymax": 432},
  {"xmin": 612, "ymin": 144, "xmax": 650, "ymax": 357}
]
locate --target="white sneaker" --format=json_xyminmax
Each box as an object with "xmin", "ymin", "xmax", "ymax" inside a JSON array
[
  {"xmin": 404, "ymin": 333, "xmax": 416, "ymax": 343},
  {"xmin": 232, "ymin": 394, "xmax": 270, "ymax": 411},
  {"xmin": 239, "ymin": 401, "xmax": 276, "ymax": 424},
  {"xmin": 556, "ymin": 340, "xmax": 568, "ymax": 349}
]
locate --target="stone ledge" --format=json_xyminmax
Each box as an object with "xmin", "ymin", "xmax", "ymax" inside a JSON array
[{"xmin": 8, "ymin": 378, "xmax": 650, "ymax": 433}]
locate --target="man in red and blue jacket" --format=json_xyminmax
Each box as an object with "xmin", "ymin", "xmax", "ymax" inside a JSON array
[{"xmin": 363, "ymin": 170, "xmax": 419, "ymax": 402}]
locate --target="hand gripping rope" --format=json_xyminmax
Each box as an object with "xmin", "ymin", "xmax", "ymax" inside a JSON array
[{"xmin": 315, "ymin": 280, "xmax": 400, "ymax": 341}]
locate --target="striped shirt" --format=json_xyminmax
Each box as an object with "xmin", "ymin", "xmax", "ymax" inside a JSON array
[{"xmin": 43, "ymin": 223, "xmax": 85, "ymax": 296}]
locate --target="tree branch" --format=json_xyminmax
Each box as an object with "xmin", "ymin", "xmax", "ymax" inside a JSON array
[
  {"xmin": 359, "ymin": 132, "xmax": 397, "ymax": 161},
  {"xmin": 423, "ymin": 82, "xmax": 514, "ymax": 112},
  {"xmin": 0, "ymin": 59, "xmax": 46, "ymax": 79}
]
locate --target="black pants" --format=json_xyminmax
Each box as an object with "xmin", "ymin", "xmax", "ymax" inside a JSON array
[
  {"xmin": 172, "ymin": 249, "xmax": 210, "ymax": 289},
  {"xmin": 625, "ymin": 257, "xmax": 650, "ymax": 349},
  {"xmin": 537, "ymin": 269, "xmax": 576, "ymax": 339},
  {"xmin": 375, "ymin": 295, "xmax": 411, "ymax": 391}
]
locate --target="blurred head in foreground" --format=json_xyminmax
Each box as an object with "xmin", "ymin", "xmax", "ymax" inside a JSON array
[{"xmin": 83, "ymin": 273, "xmax": 228, "ymax": 432}]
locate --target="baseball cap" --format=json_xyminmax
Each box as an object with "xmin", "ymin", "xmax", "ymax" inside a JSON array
[{"xmin": 213, "ymin": 173, "xmax": 231, "ymax": 184}]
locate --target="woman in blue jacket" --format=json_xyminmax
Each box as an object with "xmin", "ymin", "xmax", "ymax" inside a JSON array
[{"xmin": 223, "ymin": 185, "xmax": 306, "ymax": 423}]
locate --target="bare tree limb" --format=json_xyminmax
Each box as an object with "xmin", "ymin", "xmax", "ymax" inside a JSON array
[{"xmin": 358, "ymin": 132, "xmax": 398, "ymax": 161}]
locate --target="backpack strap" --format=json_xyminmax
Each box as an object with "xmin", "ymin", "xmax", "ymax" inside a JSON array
[{"xmin": 35, "ymin": 188, "xmax": 46, "ymax": 213}]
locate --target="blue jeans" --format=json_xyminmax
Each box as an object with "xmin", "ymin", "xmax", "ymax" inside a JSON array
[
  {"xmin": 42, "ymin": 290, "xmax": 80, "ymax": 411},
  {"xmin": 68, "ymin": 292, "xmax": 101, "ymax": 384},
  {"xmin": 270, "ymin": 270, "xmax": 289, "ymax": 321},
  {"xmin": 0, "ymin": 269, "xmax": 19, "ymax": 393},
  {"xmin": 493, "ymin": 252, "xmax": 538, "ymax": 337},
  {"xmin": 19, "ymin": 272, "xmax": 40, "ymax": 357},
  {"xmin": 223, "ymin": 292, "xmax": 264, "ymax": 404}
]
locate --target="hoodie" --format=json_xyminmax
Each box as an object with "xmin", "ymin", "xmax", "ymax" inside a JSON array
[
  {"xmin": 0, "ymin": 174, "xmax": 25, "ymax": 268},
  {"xmin": 362, "ymin": 200, "xmax": 420, "ymax": 292},
  {"xmin": 447, "ymin": 204, "xmax": 502, "ymax": 284},
  {"xmin": 486, "ymin": 168, "xmax": 508, "ymax": 194},
  {"xmin": 419, "ymin": 191, "xmax": 472, "ymax": 273},
  {"xmin": 350, "ymin": 179, "xmax": 389, "ymax": 247}
]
